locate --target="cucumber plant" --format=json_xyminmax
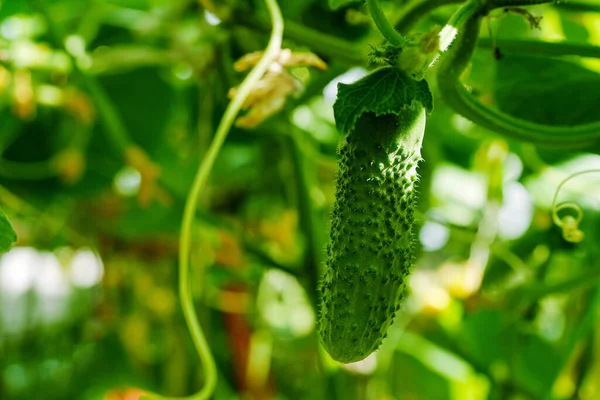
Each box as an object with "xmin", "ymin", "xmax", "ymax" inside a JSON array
[
  {"xmin": 5, "ymin": 0, "xmax": 600, "ymax": 398},
  {"xmin": 318, "ymin": 0, "xmax": 600, "ymax": 363},
  {"xmin": 317, "ymin": 0, "xmax": 438, "ymax": 364}
]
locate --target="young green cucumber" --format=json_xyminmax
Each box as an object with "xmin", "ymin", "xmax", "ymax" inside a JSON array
[{"xmin": 319, "ymin": 106, "xmax": 425, "ymax": 363}]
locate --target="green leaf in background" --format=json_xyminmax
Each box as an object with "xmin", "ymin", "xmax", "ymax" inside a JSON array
[
  {"xmin": 333, "ymin": 67, "xmax": 433, "ymax": 134},
  {"xmin": 328, "ymin": 0, "xmax": 361, "ymax": 10},
  {"xmin": 0, "ymin": 208, "xmax": 17, "ymax": 252},
  {"xmin": 494, "ymin": 55, "xmax": 600, "ymax": 125}
]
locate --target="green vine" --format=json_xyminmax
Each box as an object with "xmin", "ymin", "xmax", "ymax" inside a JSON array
[
  {"xmin": 484, "ymin": 0, "xmax": 553, "ymax": 9},
  {"xmin": 143, "ymin": 0, "xmax": 284, "ymax": 398},
  {"xmin": 436, "ymin": 0, "xmax": 600, "ymax": 146},
  {"xmin": 477, "ymin": 38, "xmax": 600, "ymax": 58},
  {"xmin": 366, "ymin": 0, "xmax": 409, "ymax": 47},
  {"xmin": 394, "ymin": 0, "xmax": 462, "ymax": 35}
]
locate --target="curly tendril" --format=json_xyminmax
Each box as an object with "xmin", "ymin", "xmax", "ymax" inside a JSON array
[{"xmin": 551, "ymin": 169, "xmax": 600, "ymax": 244}]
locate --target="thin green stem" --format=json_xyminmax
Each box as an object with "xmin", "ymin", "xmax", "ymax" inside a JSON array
[
  {"xmin": 283, "ymin": 127, "xmax": 324, "ymax": 310},
  {"xmin": 483, "ymin": 0, "xmax": 552, "ymax": 10},
  {"xmin": 144, "ymin": 0, "xmax": 283, "ymax": 399},
  {"xmin": 0, "ymin": 159, "xmax": 57, "ymax": 180},
  {"xmin": 478, "ymin": 38, "xmax": 600, "ymax": 58},
  {"xmin": 366, "ymin": 0, "xmax": 409, "ymax": 46},
  {"xmin": 394, "ymin": 0, "xmax": 462, "ymax": 35},
  {"xmin": 436, "ymin": 0, "xmax": 600, "ymax": 147},
  {"xmin": 78, "ymin": 74, "xmax": 132, "ymax": 150},
  {"xmin": 235, "ymin": 14, "xmax": 366, "ymax": 64}
]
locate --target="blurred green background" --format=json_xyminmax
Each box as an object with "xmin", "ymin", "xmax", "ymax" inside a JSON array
[{"xmin": 1, "ymin": 0, "xmax": 600, "ymax": 399}]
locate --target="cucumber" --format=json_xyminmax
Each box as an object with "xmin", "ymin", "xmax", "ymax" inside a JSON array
[{"xmin": 318, "ymin": 106, "xmax": 426, "ymax": 363}]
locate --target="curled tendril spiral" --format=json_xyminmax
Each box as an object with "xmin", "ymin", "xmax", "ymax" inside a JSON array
[{"xmin": 551, "ymin": 169, "xmax": 600, "ymax": 243}]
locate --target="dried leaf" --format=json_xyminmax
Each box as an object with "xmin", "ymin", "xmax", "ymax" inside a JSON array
[
  {"xmin": 229, "ymin": 71, "xmax": 300, "ymax": 127},
  {"xmin": 233, "ymin": 48, "xmax": 327, "ymax": 71},
  {"xmin": 235, "ymin": 96, "xmax": 287, "ymax": 128},
  {"xmin": 231, "ymin": 49, "xmax": 327, "ymax": 127},
  {"xmin": 277, "ymin": 49, "xmax": 328, "ymax": 70},
  {"xmin": 233, "ymin": 51, "xmax": 264, "ymax": 72}
]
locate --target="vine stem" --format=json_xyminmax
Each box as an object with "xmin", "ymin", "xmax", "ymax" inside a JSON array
[
  {"xmin": 483, "ymin": 0, "xmax": 553, "ymax": 9},
  {"xmin": 477, "ymin": 38, "xmax": 600, "ymax": 58},
  {"xmin": 394, "ymin": 0, "xmax": 462, "ymax": 35},
  {"xmin": 144, "ymin": 0, "xmax": 283, "ymax": 399},
  {"xmin": 366, "ymin": 0, "xmax": 409, "ymax": 46},
  {"xmin": 436, "ymin": 0, "xmax": 600, "ymax": 147}
]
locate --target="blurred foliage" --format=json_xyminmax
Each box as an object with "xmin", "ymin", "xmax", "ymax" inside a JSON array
[{"xmin": 0, "ymin": 1, "xmax": 600, "ymax": 400}]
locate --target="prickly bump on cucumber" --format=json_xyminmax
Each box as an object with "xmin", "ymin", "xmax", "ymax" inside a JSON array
[{"xmin": 318, "ymin": 106, "xmax": 426, "ymax": 363}]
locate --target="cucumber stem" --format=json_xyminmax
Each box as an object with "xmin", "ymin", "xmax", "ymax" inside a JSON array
[{"xmin": 366, "ymin": 0, "xmax": 409, "ymax": 47}]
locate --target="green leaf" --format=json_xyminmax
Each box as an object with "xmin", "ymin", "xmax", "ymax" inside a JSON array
[
  {"xmin": 0, "ymin": 208, "xmax": 17, "ymax": 253},
  {"xmin": 333, "ymin": 67, "xmax": 433, "ymax": 134},
  {"xmin": 328, "ymin": 0, "xmax": 361, "ymax": 10},
  {"xmin": 495, "ymin": 55, "xmax": 600, "ymax": 125}
]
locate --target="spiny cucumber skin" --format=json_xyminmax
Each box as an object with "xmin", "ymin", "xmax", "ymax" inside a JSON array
[{"xmin": 318, "ymin": 109, "xmax": 424, "ymax": 364}]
